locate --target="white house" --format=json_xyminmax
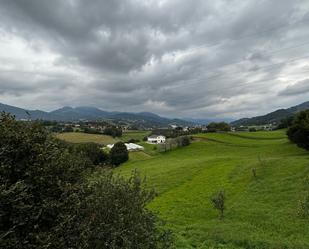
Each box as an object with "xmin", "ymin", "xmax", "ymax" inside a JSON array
[{"xmin": 147, "ymin": 135, "xmax": 166, "ymax": 144}]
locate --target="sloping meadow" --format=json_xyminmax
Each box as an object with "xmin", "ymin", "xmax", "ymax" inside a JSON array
[{"xmin": 114, "ymin": 130, "xmax": 309, "ymax": 248}]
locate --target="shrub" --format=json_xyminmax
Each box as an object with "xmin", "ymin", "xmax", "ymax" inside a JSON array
[
  {"xmin": 287, "ymin": 110, "xmax": 309, "ymax": 150},
  {"xmin": 83, "ymin": 170, "xmax": 173, "ymax": 248},
  {"xmin": 0, "ymin": 113, "xmax": 88, "ymax": 248},
  {"xmin": 110, "ymin": 142, "xmax": 129, "ymax": 166},
  {"xmin": 252, "ymin": 168, "xmax": 257, "ymax": 178},
  {"xmin": 181, "ymin": 136, "xmax": 190, "ymax": 146},
  {"xmin": 249, "ymin": 127, "xmax": 257, "ymax": 132},
  {"xmin": 0, "ymin": 113, "xmax": 173, "ymax": 248},
  {"xmin": 210, "ymin": 190, "xmax": 226, "ymax": 219}
]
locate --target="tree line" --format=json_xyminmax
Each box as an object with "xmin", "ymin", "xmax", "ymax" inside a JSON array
[{"xmin": 66, "ymin": 141, "xmax": 128, "ymax": 167}]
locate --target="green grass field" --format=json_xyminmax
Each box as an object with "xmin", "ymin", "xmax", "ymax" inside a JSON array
[
  {"xmin": 120, "ymin": 130, "xmax": 151, "ymax": 142},
  {"xmin": 57, "ymin": 130, "xmax": 150, "ymax": 146},
  {"xmin": 56, "ymin": 132, "xmax": 118, "ymax": 145},
  {"xmin": 115, "ymin": 130, "xmax": 309, "ymax": 249}
]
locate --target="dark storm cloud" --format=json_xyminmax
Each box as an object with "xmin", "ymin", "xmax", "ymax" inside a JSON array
[{"xmin": 0, "ymin": 0, "xmax": 309, "ymax": 118}]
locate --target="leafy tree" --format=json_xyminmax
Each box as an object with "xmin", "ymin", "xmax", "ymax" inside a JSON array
[
  {"xmin": 74, "ymin": 142, "xmax": 109, "ymax": 166},
  {"xmin": 110, "ymin": 142, "xmax": 129, "ymax": 166},
  {"xmin": 0, "ymin": 113, "xmax": 173, "ymax": 248},
  {"xmin": 287, "ymin": 110, "xmax": 309, "ymax": 150},
  {"xmin": 249, "ymin": 127, "xmax": 257, "ymax": 132},
  {"xmin": 210, "ymin": 190, "xmax": 226, "ymax": 219}
]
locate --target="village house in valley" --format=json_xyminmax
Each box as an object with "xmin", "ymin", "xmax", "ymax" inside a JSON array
[{"xmin": 147, "ymin": 135, "xmax": 166, "ymax": 144}]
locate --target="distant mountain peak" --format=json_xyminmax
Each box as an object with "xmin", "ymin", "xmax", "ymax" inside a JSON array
[{"xmin": 56, "ymin": 106, "xmax": 74, "ymax": 111}]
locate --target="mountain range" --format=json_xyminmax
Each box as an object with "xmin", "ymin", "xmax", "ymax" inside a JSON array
[
  {"xmin": 0, "ymin": 103, "xmax": 194, "ymax": 128},
  {"xmin": 231, "ymin": 101, "xmax": 309, "ymax": 126},
  {"xmin": 2, "ymin": 100, "xmax": 309, "ymax": 128}
]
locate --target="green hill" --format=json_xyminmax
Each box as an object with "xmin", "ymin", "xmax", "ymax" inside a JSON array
[
  {"xmin": 231, "ymin": 101, "xmax": 309, "ymax": 126},
  {"xmin": 114, "ymin": 130, "xmax": 309, "ymax": 248}
]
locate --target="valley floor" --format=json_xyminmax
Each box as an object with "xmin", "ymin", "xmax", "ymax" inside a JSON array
[{"xmin": 115, "ymin": 130, "xmax": 309, "ymax": 249}]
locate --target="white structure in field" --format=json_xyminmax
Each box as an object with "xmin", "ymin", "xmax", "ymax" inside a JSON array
[
  {"xmin": 107, "ymin": 143, "xmax": 144, "ymax": 151},
  {"xmin": 147, "ymin": 135, "xmax": 166, "ymax": 144}
]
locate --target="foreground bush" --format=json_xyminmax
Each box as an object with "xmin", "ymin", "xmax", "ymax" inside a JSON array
[
  {"xmin": 85, "ymin": 171, "xmax": 173, "ymax": 248},
  {"xmin": 0, "ymin": 113, "xmax": 172, "ymax": 248}
]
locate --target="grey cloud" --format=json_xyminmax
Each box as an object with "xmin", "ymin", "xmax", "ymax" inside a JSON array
[
  {"xmin": 0, "ymin": 70, "xmax": 76, "ymax": 96},
  {"xmin": 0, "ymin": 0, "xmax": 309, "ymax": 118},
  {"xmin": 279, "ymin": 79, "xmax": 309, "ymax": 96}
]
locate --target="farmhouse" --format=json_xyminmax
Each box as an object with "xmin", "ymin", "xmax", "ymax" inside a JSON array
[{"xmin": 147, "ymin": 135, "xmax": 166, "ymax": 144}]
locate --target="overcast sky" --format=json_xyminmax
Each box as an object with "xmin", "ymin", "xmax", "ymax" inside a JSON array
[{"xmin": 1, "ymin": 0, "xmax": 309, "ymax": 119}]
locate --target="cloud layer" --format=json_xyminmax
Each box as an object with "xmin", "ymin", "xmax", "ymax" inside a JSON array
[{"xmin": 1, "ymin": 0, "xmax": 309, "ymax": 118}]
